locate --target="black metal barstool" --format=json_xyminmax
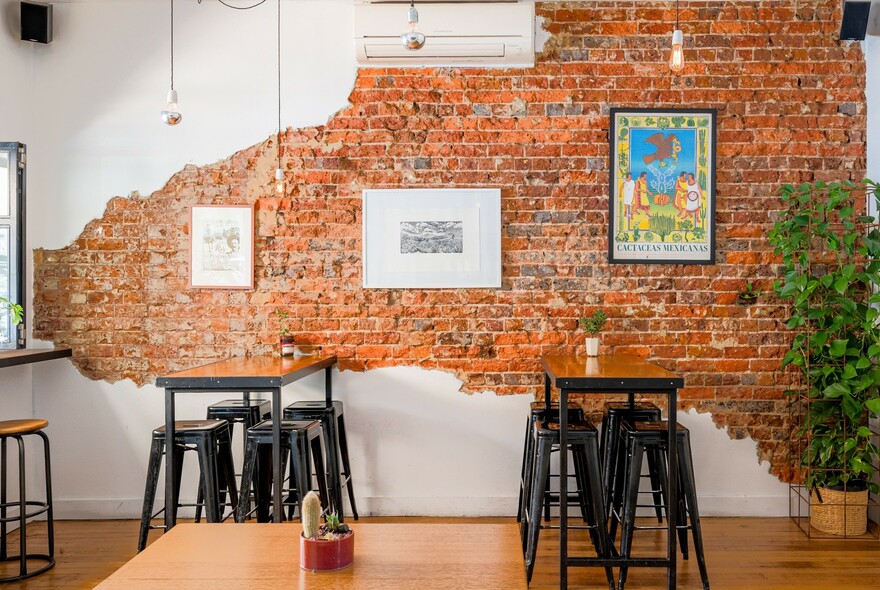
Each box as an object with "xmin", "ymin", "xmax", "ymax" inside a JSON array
[
  {"xmin": 517, "ymin": 401, "xmax": 585, "ymax": 524},
  {"xmin": 137, "ymin": 420, "xmax": 237, "ymax": 552},
  {"xmin": 614, "ymin": 420, "xmax": 709, "ymax": 590},
  {"xmin": 206, "ymin": 398, "xmax": 271, "ymax": 454},
  {"xmin": 283, "ymin": 401, "xmax": 358, "ymax": 520},
  {"xmin": 521, "ymin": 419, "xmax": 614, "ymax": 589},
  {"xmin": 600, "ymin": 401, "xmax": 664, "ymax": 522},
  {"xmin": 0, "ymin": 419, "xmax": 54, "ymax": 582},
  {"xmin": 194, "ymin": 397, "xmax": 271, "ymax": 522},
  {"xmin": 235, "ymin": 419, "xmax": 330, "ymax": 523}
]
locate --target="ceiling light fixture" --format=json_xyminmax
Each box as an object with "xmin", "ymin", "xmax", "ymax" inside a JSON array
[
  {"xmin": 275, "ymin": 0, "xmax": 284, "ymax": 194},
  {"xmin": 401, "ymin": 0, "xmax": 426, "ymax": 50},
  {"xmin": 669, "ymin": 0, "xmax": 684, "ymax": 72},
  {"xmin": 161, "ymin": 0, "xmax": 182, "ymax": 125}
]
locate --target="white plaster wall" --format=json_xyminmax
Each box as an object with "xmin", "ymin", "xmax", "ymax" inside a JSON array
[{"xmin": 1, "ymin": 0, "xmax": 791, "ymax": 519}]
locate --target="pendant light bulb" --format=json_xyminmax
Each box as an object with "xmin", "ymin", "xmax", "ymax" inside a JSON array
[
  {"xmin": 401, "ymin": 1, "xmax": 425, "ymax": 50},
  {"xmin": 162, "ymin": 88, "xmax": 182, "ymax": 126},
  {"xmin": 669, "ymin": 29, "xmax": 685, "ymax": 72},
  {"xmin": 275, "ymin": 167, "xmax": 284, "ymax": 194},
  {"xmin": 161, "ymin": 0, "xmax": 181, "ymax": 126}
]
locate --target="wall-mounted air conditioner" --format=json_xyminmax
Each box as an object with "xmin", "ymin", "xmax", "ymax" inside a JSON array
[{"xmin": 354, "ymin": 1, "xmax": 535, "ymax": 68}]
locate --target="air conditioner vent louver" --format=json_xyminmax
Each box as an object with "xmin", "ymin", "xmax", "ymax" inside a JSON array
[{"xmin": 354, "ymin": 2, "xmax": 535, "ymax": 68}]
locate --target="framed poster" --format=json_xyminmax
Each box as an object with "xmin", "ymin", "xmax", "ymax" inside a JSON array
[
  {"xmin": 608, "ymin": 108, "xmax": 716, "ymax": 264},
  {"xmin": 362, "ymin": 188, "xmax": 501, "ymax": 288},
  {"xmin": 189, "ymin": 204, "xmax": 254, "ymax": 289}
]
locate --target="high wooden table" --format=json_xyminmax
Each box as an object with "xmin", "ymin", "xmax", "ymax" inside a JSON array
[
  {"xmin": 541, "ymin": 354, "xmax": 685, "ymax": 589},
  {"xmin": 94, "ymin": 523, "xmax": 527, "ymax": 589},
  {"xmin": 156, "ymin": 355, "xmax": 337, "ymax": 528}
]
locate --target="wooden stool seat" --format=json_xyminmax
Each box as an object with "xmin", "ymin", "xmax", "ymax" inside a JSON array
[
  {"xmin": 0, "ymin": 419, "xmax": 54, "ymax": 581},
  {"xmin": 0, "ymin": 419, "xmax": 49, "ymax": 436}
]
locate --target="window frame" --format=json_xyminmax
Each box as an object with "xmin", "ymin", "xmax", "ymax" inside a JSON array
[{"xmin": 1, "ymin": 142, "xmax": 26, "ymax": 350}]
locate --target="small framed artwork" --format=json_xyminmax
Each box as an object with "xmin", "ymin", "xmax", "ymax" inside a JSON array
[
  {"xmin": 189, "ymin": 204, "xmax": 254, "ymax": 289},
  {"xmin": 362, "ymin": 188, "xmax": 501, "ymax": 289},
  {"xmin": 608, "ymin": 108, "xmax": 716, "ymax": 264}
]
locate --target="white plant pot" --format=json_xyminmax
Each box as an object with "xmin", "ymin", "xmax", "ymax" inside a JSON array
[{"xmin": 585, "ymin": 337, "xmax": 600, "ymax": 357}]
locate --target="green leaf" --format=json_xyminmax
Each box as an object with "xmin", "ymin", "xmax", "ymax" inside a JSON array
[
  {"xmin": 857, "ymin": 426, "xmax": 874, "ymax": 438},
  {"xmin": 829, "ymin": 339, "xmax": 848, "ymax": 358},
  {"xmin": 850, "ymin": 457, "xmax": 872, "ymax": 474},
  {"xmin": 823, "ymin": 382, "xmax": 849, "ymax": 398},
  {"xmin": 866, "ymin": 398, "xmax": 880, "ymax": 415}
]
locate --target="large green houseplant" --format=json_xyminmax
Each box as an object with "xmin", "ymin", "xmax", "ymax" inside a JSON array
[{"xmin": 769, "ymin": 179, "xmax": 880, "ymax": 536}]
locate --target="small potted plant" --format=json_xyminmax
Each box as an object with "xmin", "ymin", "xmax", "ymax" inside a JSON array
[
  {"xmin": 300, "ymin": 491, "xmax": 354, "ymax": 571},
  {"xmin": 578, "ymin": 309, "xmax": 607, "ymax": 357},
  {"xmin": 0, "ymin": 296, "xmax": 23, "ymax": 346},
  {"xmin": 276, "ymin": 310, "xmax": 295, "ymax": 357}
]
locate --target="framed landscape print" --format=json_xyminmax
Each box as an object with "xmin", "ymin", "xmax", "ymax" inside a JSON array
[
  {"xmin": 362, "ymin": 188, "xmax": 501, "ymax": 288},
  {"xmin": 608, "ymin": 108, "xmax": 716, "ymax": 264},
  {"xmin": 189, "ymin": 204, "xmax": 254, "ymax": 289}
]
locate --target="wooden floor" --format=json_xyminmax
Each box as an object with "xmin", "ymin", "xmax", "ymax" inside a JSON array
[{"xmin": 4, "ymin": 517, "xmax": 879, "ymax": 589}]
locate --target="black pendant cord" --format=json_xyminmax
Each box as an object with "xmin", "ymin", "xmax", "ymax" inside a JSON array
[
  {"xmin": 675, "ymin": 0, "xmax": 679, "ymax": 30},
  {"xmin": 170, "ymin": 0, "xmax": 174, "ymax": 91}
]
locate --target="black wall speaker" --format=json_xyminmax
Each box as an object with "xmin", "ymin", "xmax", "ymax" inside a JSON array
[
  {"xmin": 840, "ymin": 0, "xmax": 871, "ymax": 41},
  {"xmin": 21, "ymin": 1, "xmax": 53, "ymax": 44}
]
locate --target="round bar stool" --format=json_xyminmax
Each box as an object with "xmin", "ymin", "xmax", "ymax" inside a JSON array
[
  {"xmin": 0, "ymin": 419, "xmax": 54, "ymax": 582},
  {"xmin": 137, "ymin": 420, "xmax": 238, "ymax": 552},
  {"xmin": 283, "ymin": 401, "xmax": 358, "ymax": 520},
  {"xmin": 235, "ymin": 419, "xmax": 330, "ymax": 523}
]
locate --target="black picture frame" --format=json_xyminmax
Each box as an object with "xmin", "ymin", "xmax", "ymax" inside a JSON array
[{"xmin": 608, "ymin": 108, "xmax": 716, "ymax": 265}]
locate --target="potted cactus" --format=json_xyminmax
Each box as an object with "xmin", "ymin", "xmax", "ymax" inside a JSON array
[
  {"xmin": 578, "ymin": 309, "xmax": 607, "ymax": 357},
  {"xmin": 299, "ymin": 491, "xmax": 354, "ymax": 571}
]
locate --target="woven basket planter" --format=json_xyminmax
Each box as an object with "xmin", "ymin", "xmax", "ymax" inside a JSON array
[{"xmin": 810, "ymin": 486, "xmax": 868, "ymax": 536}]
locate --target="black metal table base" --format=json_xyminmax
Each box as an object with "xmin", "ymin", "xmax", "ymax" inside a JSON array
[
  {"xmin": 161, "ymin": 365, "xmax": 334, "ymax": 530},
  {"xmin": 543, "ymin": 365, "xmax": 682, "ymax": 590}
]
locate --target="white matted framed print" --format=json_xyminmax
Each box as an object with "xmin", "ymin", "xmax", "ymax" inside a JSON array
[
  {"xmin": 189, "ymin": 204, "xmax": 254, "ymax": 289},
  {"xmin": 362, "ymin": 188, "xmax": 501, "ymax": 289}
]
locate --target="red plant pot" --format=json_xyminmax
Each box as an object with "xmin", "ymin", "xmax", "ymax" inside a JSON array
[{"xmin": 300, "ymin": 532, "xmax": 354, "ymax": 572}]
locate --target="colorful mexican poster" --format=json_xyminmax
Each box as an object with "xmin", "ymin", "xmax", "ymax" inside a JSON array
[{"xmin": 608, "ymin": 108, "xmax": 716, "ymax": 264}]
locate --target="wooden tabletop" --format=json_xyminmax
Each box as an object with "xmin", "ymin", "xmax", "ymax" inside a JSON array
[
  {"xmin": 156, "ymin": 355, "xmax": 337, "ymax": 390},
  {"xmin": 0, "ymin": 347, "xmax": 72, "ymax": 369},
  {"xmin": 542, "ymin": 354, "xmax": 684, "ymax": 391},
  {"xmin": 94, "ymin": 523, "xmax": 527, "ymax": 590}
]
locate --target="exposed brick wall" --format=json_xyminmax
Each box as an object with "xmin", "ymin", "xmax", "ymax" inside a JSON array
[{"xmin": 33, "ymin": 1, "xmax": 865, "ymax": 479}]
